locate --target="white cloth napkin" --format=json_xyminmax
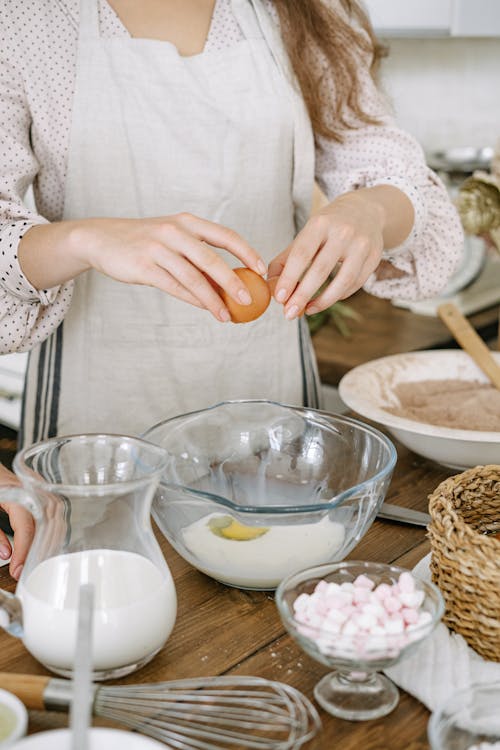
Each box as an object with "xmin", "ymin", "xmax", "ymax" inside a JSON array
[{"xmin": 385, "ymin": 553, "xmax": 500, "ymax": 711}]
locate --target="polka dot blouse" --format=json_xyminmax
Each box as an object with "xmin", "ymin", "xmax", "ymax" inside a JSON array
[{"xmin": 0, "ymin": 0, "xmax": 463, "ymax": 354}]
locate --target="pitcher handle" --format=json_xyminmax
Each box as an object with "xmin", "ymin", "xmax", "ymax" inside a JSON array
[{"xmin": 0, "ymin": 589, "xmax": 23, "ymax": 637}]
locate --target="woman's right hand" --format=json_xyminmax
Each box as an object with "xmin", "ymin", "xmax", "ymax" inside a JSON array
[
  {"xmin": 19, "ymin": 214, "xmax": 267, "ymax": 323},
  {"xmin": 0, "ymin": 464, "xmax": 34, "ymax": 581}
]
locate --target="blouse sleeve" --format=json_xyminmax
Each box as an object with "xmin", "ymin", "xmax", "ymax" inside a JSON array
[
  {"xmin": 315, "ymin": 54, "xmax": 464, "ymax": 301},
  {"xmin": 0, "ymin": 45, "xmax": 73, "ymax": 355}
]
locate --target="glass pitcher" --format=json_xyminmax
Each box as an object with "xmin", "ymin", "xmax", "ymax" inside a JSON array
[{"xmin": 0, "ymin": 434, "xmax": 177, "ymax": 680}]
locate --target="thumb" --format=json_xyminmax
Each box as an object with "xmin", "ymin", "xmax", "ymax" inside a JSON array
[{"xmin": 267, "ymin": 253, "xmax": 287, "ymax": 284}]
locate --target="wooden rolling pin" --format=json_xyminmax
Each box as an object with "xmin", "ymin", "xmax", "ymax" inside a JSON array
[{"xmin": 437, "ymin": 302, "xmax": 500, "ymax": 390}]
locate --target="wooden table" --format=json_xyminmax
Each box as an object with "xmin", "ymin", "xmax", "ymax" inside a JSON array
[
  {"xmin": 0, "ymin": 436, "xmax": 456, "ymax": 749},
  {"xmin": 313, "ymin": 290, "xmax": 500, "ymax": 386}
]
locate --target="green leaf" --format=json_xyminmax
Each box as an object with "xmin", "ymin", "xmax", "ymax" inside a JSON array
[
  {"xmin": 306, "ymin": 301, "xmax": 362, "ymax": 337},
  {"xmin": 330, "ymin": 301, "xmax": 362, "ymax": 321},
  {"xmin": 307, "ymin": 310, "xmax": 330, "ymax": 335}
]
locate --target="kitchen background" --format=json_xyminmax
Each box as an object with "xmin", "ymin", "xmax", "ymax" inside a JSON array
[
  {"xmin": 381, "ymin": 38, "xmax": 499, "ymax": 152},
  {"xmin": 0, "ymin": 0, "xmax": 500, "ymax": 436}
]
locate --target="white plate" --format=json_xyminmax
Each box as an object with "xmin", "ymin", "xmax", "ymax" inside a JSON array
[
  {"xmin": 338, "ymin": 350, "xmax": 500, "ymax": 470},
  {"xmin": 438, "ymin": 236, "xmax": 486, "ymax": 297},
  {"xmin": 392, "ymin": 237, "xmax": 494, "ymax": 316}
]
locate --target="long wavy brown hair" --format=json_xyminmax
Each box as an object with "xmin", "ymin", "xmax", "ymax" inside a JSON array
[{"xmin": 273, "ymin": 0, "xmax": 386, "ymax": 142}]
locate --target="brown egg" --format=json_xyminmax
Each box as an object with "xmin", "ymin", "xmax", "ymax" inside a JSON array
[{"xmin": 219, "ymin": 267, "xmax": 271, "ymax": 323}]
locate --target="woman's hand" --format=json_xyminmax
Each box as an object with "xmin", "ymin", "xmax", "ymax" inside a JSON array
[
  {"xmin": 19, "ymin": 214, "xmax": 267, "ymax": 323},
  {"xmin": 268, "ymin": 186, "xmax": 414, "ymax": 318},
  {"xmin": 0, "ymin": 464, "xmax": 34, "ymax": 580}
]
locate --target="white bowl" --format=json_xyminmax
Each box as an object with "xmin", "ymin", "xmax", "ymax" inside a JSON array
[
  {"xmin": 11, "ymin": 728, "xmax": 164, "ymax": 749},
  {"xmin": 0, "ymin": 688, "xmax": 28, "ymax": 746},
  {"xmin": 338, "ymin": 350, "xmax": 500, "ymax": 470}
]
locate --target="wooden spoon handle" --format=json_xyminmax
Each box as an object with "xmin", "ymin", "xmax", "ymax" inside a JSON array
[
  {"xmin": 437, "ymin": 302, "xmax": 500, "ymax": 390},
  {"xmin": 0, "ymin": 672, "xmax": 50, "ymax": 710}
]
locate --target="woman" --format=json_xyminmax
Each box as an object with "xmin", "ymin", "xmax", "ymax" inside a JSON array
[{"xmin": 0, "ymin": 0, "xmax": 463, "ymax": 577}]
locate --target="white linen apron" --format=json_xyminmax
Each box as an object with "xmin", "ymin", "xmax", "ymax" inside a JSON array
[{"xmin": 20, "ymin": 0, "xmax": 321, "ymax": 446}]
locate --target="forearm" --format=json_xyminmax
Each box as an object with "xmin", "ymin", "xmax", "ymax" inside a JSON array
[
  {"xmin": 17, "ymin": 221, "xmax": 90, "ymax": 290},
  {"xmin": 0, "ymin": 219, "xmax": 74, "ymax": 354},
  {"xmin": 15, "ymin": 214, "xmax": 268, "ymax": 323},
  {"xmin": 350, "ymin": 185, "xmax": 415, "ymax": 250}
]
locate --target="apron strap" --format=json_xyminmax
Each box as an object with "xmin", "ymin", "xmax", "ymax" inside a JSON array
[
  {"xmin": 230, "ymin": 0, "xmax": 262, "ymax": 39},
  {"xmin": 232, "ymin": 0, "xmax": 294, "ymax": 84},
  {"xmin": 233, "ymin": 0, "xmax": 320, "ymax": 408},
  {"xmin": 79, "ymin": 0, "xmax": 101, "ymax": 42},
  {"xmin": 299, "ymin": 317, "xmax": 321, "ymax": 409},
  {"xmin": 233, "ymin": 0, "xmax": 315, "ymax": 233}
]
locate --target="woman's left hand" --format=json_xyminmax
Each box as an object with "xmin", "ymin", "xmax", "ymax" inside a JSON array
[
  {"xmin": 0, "ymin": 463, "xmax": 34, "ymax": 580},
  {"xmin": 268, "ymin": 190, "xmax": 386, "ymax": 319}
]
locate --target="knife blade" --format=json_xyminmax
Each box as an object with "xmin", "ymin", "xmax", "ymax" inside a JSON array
[{"xmin": 377, "ymin": 503, "xmax": 431, "ymax": 527}]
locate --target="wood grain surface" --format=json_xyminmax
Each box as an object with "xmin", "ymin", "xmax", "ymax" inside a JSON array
[
  {"xmin": 0, "ymin": 435, "xmax": 458, "ymax": 749},
  {"xmin": 312, "ymin": 290, "xmax": 499, "ymax": 386}
]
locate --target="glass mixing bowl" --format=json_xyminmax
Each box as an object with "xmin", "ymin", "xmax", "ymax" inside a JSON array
[
  {"xmin": 276, "ymin": 561, "xmax": 444, "ymax": 721},
  {"xmin": 143, "ymin": 401, "xmax": 397, "ymax": 590},
  {"xmin": 428, "ymin": 683, "xmax": 500, "ymax": 750}
]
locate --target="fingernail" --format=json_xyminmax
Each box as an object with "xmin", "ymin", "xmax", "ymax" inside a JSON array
[
  {"xmin": 0, "ymin": 544, "xmax": 11, "ymax": 559},
  {"xmin": 219, "ymin": 308, "xmax": 231, "ymax": 322},
  {"xmin": 238, "ymin": 289, "xmax": 252, "ymax": 305},
  {"xmin": 11, "ymin": 564, "xmax": 22, "ymax": 580},
  {"xmin": 256, "ymin": 260, "xmax": 267, "ymax": 275},
  {"xmin": 276, "ymin": 288, "xmax": 287, "ymax": 303},
  {"xmin": 285, "ymin": 305, "xmax": 299, "ymax": 321}
]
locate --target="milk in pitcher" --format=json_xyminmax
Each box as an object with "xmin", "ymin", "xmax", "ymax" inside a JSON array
[{"xmin": 17, "ymin": 549, "xmax": 176, "ymax": 674}]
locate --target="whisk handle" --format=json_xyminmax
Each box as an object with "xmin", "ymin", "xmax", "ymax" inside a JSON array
[{"xmin": 0, "ymin": 672, "xmax": 50, "ymax": 710}]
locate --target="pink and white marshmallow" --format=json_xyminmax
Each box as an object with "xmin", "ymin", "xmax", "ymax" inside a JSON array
[{"xmin": 293, "ymin": 571, "xmax": 432, "ymax": 660}]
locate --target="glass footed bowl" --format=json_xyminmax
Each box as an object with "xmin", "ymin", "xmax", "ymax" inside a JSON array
[
  {"xmin": 428, "ymin": 682, "xmax": 500, "ymax": 750},
  {"xmin": 143, "ymin": 401, "xmax": 397, "ymax": 591},
  {"xmin": 276, "ymin": 560, "xmax": 444, "ymax": 721}
]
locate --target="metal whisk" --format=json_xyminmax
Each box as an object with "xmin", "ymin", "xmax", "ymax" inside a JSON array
[{"xmin": 1, "ymin": 673, "xmax": 321, "ymax": 749}]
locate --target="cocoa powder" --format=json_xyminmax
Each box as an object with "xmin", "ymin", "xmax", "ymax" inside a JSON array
[{"xmin": 387, "ymin": 379, "xmax": 500, "ymax": 431}]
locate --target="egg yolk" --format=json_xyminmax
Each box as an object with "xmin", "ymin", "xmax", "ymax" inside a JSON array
[{"xmin": 208, "ymin": 515, "xmax": 270, "ymax": 541}]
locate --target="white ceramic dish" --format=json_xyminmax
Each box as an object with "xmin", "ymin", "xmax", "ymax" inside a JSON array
[
  {"xmin": 338, "ymin": 350, "xmax": 500, "ymax": 470},
  {"xmin": 0, "ymin": 688, "xmax": 28, "ymax": 746},
  {"xmin": 436, "ymin": 235, "xmax": 486, "ymax": 298},
  {"xmin": 12, "ymin": 728, "xmax": 165, "ymax": 749}
]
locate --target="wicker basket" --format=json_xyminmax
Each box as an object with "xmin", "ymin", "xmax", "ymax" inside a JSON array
[{"xmin": 428, "ymin": 464, "xmax": 500, "ymax": 662}]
